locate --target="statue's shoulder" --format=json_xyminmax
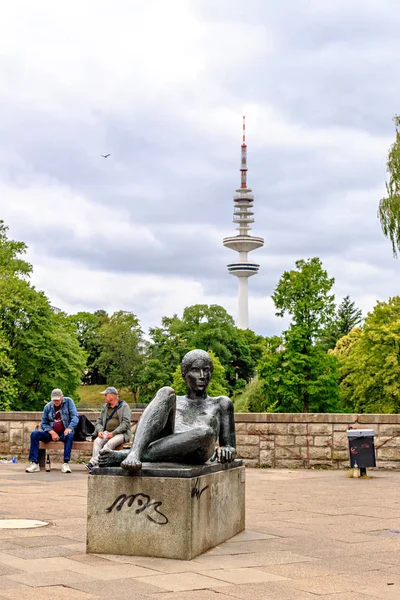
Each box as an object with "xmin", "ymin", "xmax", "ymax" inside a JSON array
[{"xmin": 213, "ymin": 395, "xmax": 233, "ymax": 410}]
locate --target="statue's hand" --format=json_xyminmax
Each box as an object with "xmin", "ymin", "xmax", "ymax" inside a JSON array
[
  {"xmin": 98, "ymin": 448, "xmax": 128, "ymax": 467},
  {"xmin": 212, "ymin": 446, "xmax": 236, "ymax": 464}
]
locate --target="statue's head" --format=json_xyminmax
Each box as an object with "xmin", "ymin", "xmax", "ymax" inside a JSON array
[{"xmin": 181, "ymin": 349, "xmax": 213, "ymax": 394}]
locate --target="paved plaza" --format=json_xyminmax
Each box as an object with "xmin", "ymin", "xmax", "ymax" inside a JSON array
[{"xmin": 0, "ymin": 464, "xmax": 400, "ymax": 599}]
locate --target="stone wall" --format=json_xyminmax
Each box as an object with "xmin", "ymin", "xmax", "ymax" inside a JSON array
[{"xmin": 1, "ymin": 411, "xmax": 400, "ymax": 469}]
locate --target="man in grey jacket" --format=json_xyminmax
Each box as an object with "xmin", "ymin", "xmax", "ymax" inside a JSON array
[{"xmin": 85, "ymin": 387, "xmax": 131, "ymax": 472}]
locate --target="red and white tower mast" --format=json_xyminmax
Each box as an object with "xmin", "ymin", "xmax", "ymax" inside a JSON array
[{"xmin": 223, "ymin": 117, "xmax": 264, "ymax": 329}]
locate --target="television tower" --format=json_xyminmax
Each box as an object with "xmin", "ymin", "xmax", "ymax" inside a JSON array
[{"xmin": 223, "ymin": 117, "xmax": 264, "ymax": 329}]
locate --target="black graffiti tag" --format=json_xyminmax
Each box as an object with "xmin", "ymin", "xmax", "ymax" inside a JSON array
[
  {"xmin": 191, "ymin": 478, "xmax": 209, "ymax": 500},
  {"xmin": 106, "ymin": 493, "xmax": 168, "ymax": 525}
]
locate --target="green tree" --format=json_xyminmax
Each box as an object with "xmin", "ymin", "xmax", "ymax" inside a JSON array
[
  {"xmin": 67, "ymin": 311, "xmax": 106, "ymax": 384},
  {"xmin": 95, "ymin": 311, "xmax": 144, "ymax": 400},
  {"xmin": 148, "ymin": 315, "xmax": 189, "ymax": 383},
  {"xmin": 148, "ymin": 304, "xmax": 260, "ymax": 393},
  {"xmin": 378, "ymin": 115, "xmax": 400, "ymax": 257},
  {"xmin": 233, "ymin": 376, "xmax": 277, "ymax": 413},
  {"xmin": 331, "ymin": 297, "xmax": 400, "ymax": 413},
  {"xmin": 259, "ymin": 258, "xmax": 340, "ymax": 413},
  {"xmin": 320, "ymin": 295, "xmax": 363, "ymax": 351},
  {"xmin": 0, "ymin": 220, "xmax": 32, "ymax": 278},
  {"xmin": 0, "ymin": 222, "xmax": 86, "ymax": 409},
  {"xmin": 0, "ymin": 329, "xmax": 17, "ymax": 410},
  {"xmin": 137, "ymin": 358, "xmax": 173, "ymax": 404},
  {"xmin": 172, "ymin": 350, "xmax": 229, "ymax": 397}
]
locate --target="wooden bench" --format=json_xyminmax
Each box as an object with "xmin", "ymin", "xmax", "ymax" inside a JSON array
[{"xmin": 38, "ymin": 441, "xmax": 132, "ymax": 467}]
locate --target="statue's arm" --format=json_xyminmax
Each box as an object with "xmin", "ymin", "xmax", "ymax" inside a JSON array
[{"xmin": 216, "ymin": 396, "xmax": 236, "ymax": 463}]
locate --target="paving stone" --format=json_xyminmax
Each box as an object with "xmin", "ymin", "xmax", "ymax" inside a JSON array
[
  {"xmin": 101, "ymin": 554, "xmax": 209, "ymax": 573},
  {"xmin": 257, "ymin": 561, "xmax": 338, "ymax": 579},
  {"xmin": 277, "ymin": 574, "xmax": 367, "ymax": 595},
  {"xmin": 136, "ymin": 572, "xmax": 233, "ymax": 592},
  {"xmin": 6, "ymin": 570, "xmax": 97, "ymax": 589},
  {"xmin": 68, "ymin": 576, "xmax": 168, "ymax": 598},
  {"xmin": 4, "ymin": 535, "xmax": 78, "ymax": 548},
  {"xmin": 155, "ymin": 591, "xmax": 237, "ymax": 600},
  {"xmin": 199, "ymin": 568, "xmax": 288, "ymax": 584},
  {"xmin": 0, "ymin": 565, "xmax": 22, "ymax": 577},
  {"xmin": 0, "ymin": 576, "xmax": 28, "ymax": 591},
  {"xmin": 192, "ymin": 551, "xmax": 314, "ymax": 570},
  {"xmin": 2, "ymin": 545, "xmax": 76, "ymax": 559},
  {"xmin": 67, "ymin": 553, "xmax": 119, "ymax": 567},
  {"xmin": 55, "ymin": 561, "xmax": 159, "ymax": 580},
  {"xmin": 215, "ymin": 582, "xmax": 318, "ymax": 600},
  {"xmin": 229, "ymin": 530, "xmax": 277, "ymax": 543},
  {"xmin": 0, "ymin": 585, "xmax": 96, "ymax": 599},
  {"xmin": 321, "ymin": 595, "xmax": 375, "ymax": 600},
  {"xmin": 3, "ymin": 463, "xmax": 400, "ymax": 599},
  {"xmin": 361, "ymin": 585, "xmax": 400, "ymax": 599}
]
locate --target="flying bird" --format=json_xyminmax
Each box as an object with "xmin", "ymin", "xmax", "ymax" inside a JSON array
[{"xmin": 101, "ymin": 153, "xmax": 111, "ymax": 158}]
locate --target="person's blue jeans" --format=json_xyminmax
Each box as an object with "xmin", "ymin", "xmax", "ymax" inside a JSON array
[{"xmin": 29, "ymin": 430, "xmax": 74, "ymax": 463}]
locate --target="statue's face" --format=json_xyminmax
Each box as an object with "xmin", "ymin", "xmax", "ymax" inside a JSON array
[{"xmin": 184, "ymin": 358, "xmax": 212, "ymax": 393}]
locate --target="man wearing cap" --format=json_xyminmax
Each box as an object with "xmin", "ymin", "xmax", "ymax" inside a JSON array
[
  {"xmin": 85, "ymin": 387, "xmax": 132, "ymax": 472},
  {"xmin": 26, "ymin": 389, "xmax": 79, "ymax": 474}
]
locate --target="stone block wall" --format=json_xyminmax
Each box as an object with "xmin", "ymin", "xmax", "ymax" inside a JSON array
[
  {"xmin": 234, "ymin": 413, "xmax": 400, "ymax": 469},
  {"xmin": 1, "ymin": 411, "xmax": 400, "ymax": 469}
]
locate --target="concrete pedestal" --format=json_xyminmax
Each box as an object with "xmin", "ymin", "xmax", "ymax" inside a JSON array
[{"xmin": 86, "ymin": 460, "xmax": 245, "ymax": 560}]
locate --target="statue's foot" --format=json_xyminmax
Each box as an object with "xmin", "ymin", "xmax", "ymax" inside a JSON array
[
  {"xmin": 98, "ymin": 448, "xmax": 128, "ymax": 467},
  {"xmin": 121, "ymin": 451, "xmax": 142, "ymax": 472}
]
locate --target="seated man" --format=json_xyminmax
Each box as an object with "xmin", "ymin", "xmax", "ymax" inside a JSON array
[
  {"xmin": 26, "ymin": 388, "xmax": 79, "ymax": 474},
  {"xmin": 99, "ymin": 349, "xmax": 236, "ymax": 472},
  {"xmin": 85, "ymin": 386, "xmax": 132, "ymax": 472}
]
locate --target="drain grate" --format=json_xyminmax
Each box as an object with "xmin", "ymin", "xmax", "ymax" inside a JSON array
[{"xmin": 0, "ymin": 519, "xmax": 49, "ymax": 529}]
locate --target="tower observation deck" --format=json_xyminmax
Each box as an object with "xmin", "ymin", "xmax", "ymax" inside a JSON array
[{"xmin": 223, "ymin": 117, "xmax": 264, "ymax": 329}]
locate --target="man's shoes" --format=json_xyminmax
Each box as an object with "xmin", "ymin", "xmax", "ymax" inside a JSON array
[
  {"xmin": 26, "ymin": 462, "xmax": 40, "ymax": 473},
  {"xmin": 61, "ymin": 463, "xmax": 71, "ymax": 474},
  {"xmin": 85, "ymin": 462, "xmax": 93, "ymax": 472}
]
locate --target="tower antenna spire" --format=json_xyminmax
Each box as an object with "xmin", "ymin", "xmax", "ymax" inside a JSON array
[
  {"xmin": 223, "ymin": 116, "xmax": 264, "ymax": 329},
  {"xmin": 241, "ymin": 115, "xmax": 247, "ymax": 189}
]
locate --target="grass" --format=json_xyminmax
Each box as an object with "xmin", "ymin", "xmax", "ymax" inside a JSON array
[{"xmin": 76, "ymin": 385, "xmax": 133, "ymax": 409}]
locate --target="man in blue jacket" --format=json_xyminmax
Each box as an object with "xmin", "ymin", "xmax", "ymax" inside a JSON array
[{"xmin": 26, "ymin": 388, "xmax": 79, "ymax": 474}]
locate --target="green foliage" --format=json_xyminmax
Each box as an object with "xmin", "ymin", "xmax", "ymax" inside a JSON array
[
  {"xmin": 259, "ymin": 331, "xmax": 340, "ymax": 413},
  {"xmin": 76, "ymin": 384, "xmax": 133, "ymax": 408},
  {"xmin": 137, "ymin": 358, "xmax": 173, "ymax": 404},
  {"xmin": 172, "ymin": 350, "xmax": 229, "ymax": 397},
  {"xmin": 0, "ymin": 222, "xmax": 86, "ymax": 410},
  {"xmin": 148, "ymin": 304, "xmax": 263, "ymax": 393},
  {"xmin": 331, "ymin": 297, "xmax": 400, "ymax": 413},
  {"xmin": 67, "ymin": 311, "xmax": 106, "ymax": 384},
  {"xmin": 378, "ymin": 115, "xmax": 400, "ymax": 257},
  {"xmin": 273, "ymin": 257, "xmax": 336, "ymax": 337},
  {"xmin": 319, "ymin": 295, "xmax": 363, "ymax": 351},
  {"xmin": 0, "ymin": 329, "xmax": 17, "ymax": 410},
  {"xmin": 259, "ymin": 258, "xmax": 340, "ymax": 413},
  {"xmin": 233, "ymin": 376, "xmax": 277, "ymax": 413},
  {"xmin": 0, "ymin": 220, "xmax": 32, "ymax": 279},
  {"xmin": 95, "ymin": 311, "xmax": 144, "ymax": 398}
]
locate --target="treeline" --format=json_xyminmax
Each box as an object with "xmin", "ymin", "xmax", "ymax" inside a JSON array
[{"xmin": 1, "ymin": 221, "xmax": 400, "ymax": 414}]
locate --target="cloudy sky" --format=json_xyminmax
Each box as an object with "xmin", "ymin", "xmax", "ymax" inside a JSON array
[{"xmin": 1, "ymin": 0, "xmax": 399, "ymax": 336}]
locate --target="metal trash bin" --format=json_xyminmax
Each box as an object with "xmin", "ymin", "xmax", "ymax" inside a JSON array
[{"xmin": 346, "ymin": 429, "xmax": 376, "ymax": 475}]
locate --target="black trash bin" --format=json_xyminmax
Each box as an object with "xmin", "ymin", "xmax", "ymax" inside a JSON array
[{"xmin": 346, "ymin": 429, "xmax": 376, "ymax": 475}]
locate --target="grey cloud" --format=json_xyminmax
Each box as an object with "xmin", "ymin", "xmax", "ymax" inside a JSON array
[{"xmin": 1, "ymin": 0, "xmax": 400, "ymax": 337}]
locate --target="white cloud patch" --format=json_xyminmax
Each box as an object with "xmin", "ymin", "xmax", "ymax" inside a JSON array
[{"xmin": 1, "ymin": 0, "xmax": 400, "ymax": 336}]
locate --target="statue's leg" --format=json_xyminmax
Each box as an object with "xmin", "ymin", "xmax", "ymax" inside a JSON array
[
  {"xmin": 141, "ymin": 425, "xmax": 216, "ymax": 465},
  {"xmin": 121, "ymin": 386, "xmax": 176, "ymax": 472}
]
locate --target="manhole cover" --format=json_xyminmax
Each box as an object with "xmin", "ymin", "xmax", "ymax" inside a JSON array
[{"xmin": 0, "ymin": 519, "xmax": 49, "ymax": 529}]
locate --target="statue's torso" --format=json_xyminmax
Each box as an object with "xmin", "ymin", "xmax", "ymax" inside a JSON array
[{"xmin": 174, "ymin": 395, "xmax": 221, "ymax": 436}]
